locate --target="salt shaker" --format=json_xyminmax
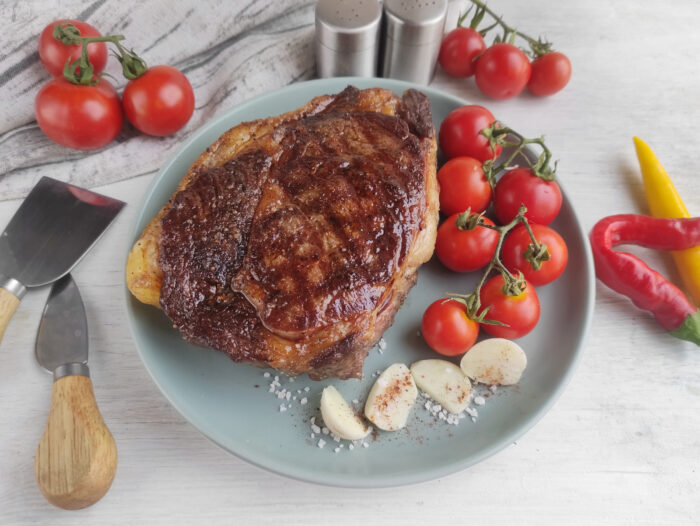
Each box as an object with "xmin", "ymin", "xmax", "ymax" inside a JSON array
[
  {"xmin": 381, "ymin": 0, "xmax": 448, "ymax": 84},
  {"xmin": 315, "ymin": 0, "xmax": 383, "ymax": 78}
]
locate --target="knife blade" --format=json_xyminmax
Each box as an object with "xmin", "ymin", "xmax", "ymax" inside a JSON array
[
  {"xmin": 0, "ymin": 176, "xmax": 124, "ymax": 344},
  {"xmin": 34, "ymin": 275, "xmax": 117, "ymax": 510},
  {"xmin": 35, "ymin": 274, "xmax": 88, "ymax": 375}
]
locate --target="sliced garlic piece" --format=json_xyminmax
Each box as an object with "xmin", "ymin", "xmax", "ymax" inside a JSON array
[
  {"xmin": 460, "ymin": 338, "xmax": 527, "ymax": 385},
  {"xmin": 410, "ymin": 359, "xmax": 471, "ymax": 414},
  {"xmin": 320, "ymin": 386, "xmax": 370, "ymax": 440},
  {"xmin": 364, "ymin": 363, "xmax": 417, "ymax": 431}
]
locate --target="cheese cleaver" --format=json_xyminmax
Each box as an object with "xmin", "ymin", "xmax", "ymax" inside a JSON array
[
  {"xmin": 0, "ymin": 176, "xmax": 124, "ymax": 344},
  {"xmin": 34, "ymin": 274, "xmax": 117, "ymax": 509}
]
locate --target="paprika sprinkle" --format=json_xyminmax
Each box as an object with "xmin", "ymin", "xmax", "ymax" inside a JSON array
[{"xmin": 590, "ymin": 214, "xmax": 700, "ymax": 346}]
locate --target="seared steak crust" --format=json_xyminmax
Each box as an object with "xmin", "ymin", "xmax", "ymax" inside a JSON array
[{"xmin": 132, "ymin": 86, "xmax": 438, "ymax": 379}]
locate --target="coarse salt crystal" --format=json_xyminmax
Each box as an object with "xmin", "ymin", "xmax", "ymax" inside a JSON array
[
  {"xmin": 352, "ymin": 399, "xmax": 359, "ymax": 404},
  {"xmin": 279, "ymin": 405, "xmax": 287, "ymax": 412},
  {"xmin": 378, "ymin": 338, "xmax": 387, "ymax": 350},
  {"xmin": 263, "ymin": 372, "xmax": 270, "ymax": 378},
  {"xmin": 304, "ymin": 387, "xmax": 310, "ymax": 392},
  {"xmin": 474, "ymin": 396, "xmax": 486, "ymax": 406},
  {"xmin": 300, "ymin": 397, "xmax": 308, "ymax": 405},
  {"xmin": 362, "ymin": 442, "xmax": 369, "ymax": 448},
  {"xmin": 311, "ymin": 424, "xmax": 321, "ymax": 434},
  {"xmin": 349, "ymin": 444, "xmax": 354, "ymax": 450},
  {"xmin": 334, "ymin": 447, "xmax": 340, "ymax": 453},
  {"xmin": 322, "ymin": 427, "xmax": 329, "ymax": 435},
  {"xmin": 310, "ymin": 416, "xmax": 316, "ymax": 425},
  {"xmin": 318, "ymin": 439, "xmax": 326, "ymax": 449}
]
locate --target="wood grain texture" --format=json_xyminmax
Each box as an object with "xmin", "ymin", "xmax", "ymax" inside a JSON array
[
  {"xmin": 1, "ymin": 0, "xmax": 700, "ymax": 525},
  {"xmin": 0, "ymin": 287, "xmax": 20, "ymax": 344},
  {"xmin": 35, "ymin": 374, "xmax": 117, "ymax": 510}
]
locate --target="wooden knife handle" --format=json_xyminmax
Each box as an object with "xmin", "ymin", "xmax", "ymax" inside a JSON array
[
  {"xmin": 0, "ymin": 286, "xmax": 20, "ymax": 344},
  {"xmin": 35, "ymin": 373, "xmax": 117, "ymax": 510}
]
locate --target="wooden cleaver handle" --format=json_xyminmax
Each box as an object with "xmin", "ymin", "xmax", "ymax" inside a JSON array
[
  {"xmin": 0, "ymin": 287, "xmax": 20, "ymax": 344},
  {"xmin": 35, "ymin": 373, "xmax": 117, "ymax": 510}
]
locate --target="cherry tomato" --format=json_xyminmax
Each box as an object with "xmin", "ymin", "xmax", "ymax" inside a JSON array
[
  {"xmin": 502, "ymin": 224, "xmax": 568, "ymax": 286},
  {"xmin": 528, "ymin": 52, "xmax": 572, "ymax": 97},
  {"xmin": 474, "ymin": 43, "xmax": 531, "ymax": 100},
  {"xmin": 39, "ymin": 20, "xmax": 107, "ymax": 78},
  {"xmin": 436, "ymin": 215, "xmax": 498, "ymax": 272},
  {"xmin": 494, "ymin": 168, "xmax": 562, "ymax": 225},
  {"xmin": 478, "ymin": 275, "xmax": 540, "ymax": 339},
  {"xmin": 35, "ymin": 77, "xmax": 123, "ymax": 150},
  {"xmin": 438, "ymin": 27, "xmax": 486, "ymax": 78},
  {"xmin": 122, "ymin": 65, "xmax": 195, "ymax": 136},
  {"xmin": 439, "ymin": 105, "xmax": 502, "ymax": 162},
  {"xmin": 437, "ymin": 157, "xmax": 492, "ymax": 216},
  {"xmin": 422, "ymin": 299, "xmax": 479, "ymax": 356}
]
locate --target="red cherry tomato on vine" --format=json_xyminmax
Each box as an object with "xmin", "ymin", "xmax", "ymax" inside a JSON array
[
  {"xmin": 439, "ymin": 105, "xmax": 502, "ymax": 162},
  {"xmin": 422, "ymin": 299, "xmax": 479, "ymax": 356},
  {"xmin": 502, "ymin": 224, "xmax": 568, "ymax": 286},
  {"xmin": 478, "ymin": 275, "xmax": 540, "ymax": 339},
  {"xmin": 528, "ymin": 52, "xmax": 572, "ymax": 97},
  {"xmin": 474, "ymin": 43, "xmax": 531, "ymax": 100},
  {"xmin": 437, "ymin": 157, "xmax": 492, "ymax": 216},
  {"xmin": 122, "ymin": 65, "xmax": 195, "ymax": 136},
  {"xmin": 39, "ymin": 20, "xmax": 107, "ymax": 78},
  {"xmin": 35, "ymin": 77, "xmax": 123, "ymax": 150},
  {"xmin": 436, "ymin": 215, "xmax": 498, "ymax": 272},
  {"xmin": 494, "ymin": 168, "xmax": 562, "ymax": 225},
  {"xmin": 438, "ymin": 27, "xmax": 486, "ymax": 78}
]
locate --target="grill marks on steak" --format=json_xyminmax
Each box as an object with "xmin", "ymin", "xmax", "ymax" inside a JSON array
[
  {"xmin": 158, "ymin": 87, "xmax": 434, "ymax": 374},
  {"xmin": 235, "ymin": 111, "xmax": 426, "ymax": 338}
]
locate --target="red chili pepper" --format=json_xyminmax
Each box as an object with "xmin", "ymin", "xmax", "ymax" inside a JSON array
[{"xmin": 590, "ymin": 214, "xmax": 700, "ymax": 346}]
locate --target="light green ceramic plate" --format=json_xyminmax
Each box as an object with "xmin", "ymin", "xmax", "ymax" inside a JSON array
[{"xmin": 126, "ymin": 77, "xmax": 595, "ymax": 487}]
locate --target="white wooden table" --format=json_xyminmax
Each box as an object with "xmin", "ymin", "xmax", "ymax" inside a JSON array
[{"xmin": 1, "ymin": 1, "xmax": 700, "ymax": 524}]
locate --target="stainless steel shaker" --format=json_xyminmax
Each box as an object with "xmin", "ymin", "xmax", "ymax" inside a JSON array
[
  {"xmin": 315, "ymin": 0, "xmax": 383, "ymax": 78},
  {"xmin": 381, "ymin": 0, "xmax": 448, "ymax": 84}
]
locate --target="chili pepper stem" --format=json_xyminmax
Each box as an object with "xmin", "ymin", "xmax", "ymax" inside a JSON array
[{"xmin": 670, "ymin": 311, "xmax": 700, "ymax": 346}]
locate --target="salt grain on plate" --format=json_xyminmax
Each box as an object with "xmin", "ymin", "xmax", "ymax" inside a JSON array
[
  {"xmin": 318, "ymin": 439, "xmax": 326, "ymax": 449},
  {"xmin": 322, "ymin": 427, "xmax": 329, "ymax": 435},
  {"xmin": 474, "ymin": 396, "xmax": 486, "ymax": 406},
  {"xmin": 300, "ymin": 397, "xmax": 308, "ymax": 405},
  {"xmin": 263, "ymin": 372, "xmax": 270, "ymax": 378},
  {"xmin": 334, "ymin": 447, "xmax": 340, "ymax": 453},
  {"xmin": 279, "ymin": 405, "xmax": 287, "ymax": 412}
]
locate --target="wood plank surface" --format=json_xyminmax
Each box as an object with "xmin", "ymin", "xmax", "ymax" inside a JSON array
[{"xmin": 1, "ymin": 0, "xmax": 699, "ymax": 524}]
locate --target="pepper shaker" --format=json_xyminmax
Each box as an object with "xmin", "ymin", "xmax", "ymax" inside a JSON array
[
  {"xmin": 381, "ymin": 0, "xmax": 448, "ymax": 84},
  {"xmin": 315, "ymin": 0, "xmax": 383, "ymax": 78}
]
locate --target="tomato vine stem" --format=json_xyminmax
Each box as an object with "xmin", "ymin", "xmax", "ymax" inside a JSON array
[
  {"xmin": 466, "ymin": 0, "xmax": 553, "ymax": 57},
  {"xmin": 448, "ymin": 205, "xmax": 533, "ymax": 324}
]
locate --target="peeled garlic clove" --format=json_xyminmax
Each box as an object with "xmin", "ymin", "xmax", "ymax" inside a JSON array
[
  {"xmin": 460, "ymin": 338, "xmax": 527, "ymax": 385},
  {"xmin": 410, "ymin": 359, "xmax": 471, "ymax": 414},
  {"xmin": 320, "ymin": 386, "xmax": 370, "ymax": 440},
  {"xmin": 364, "ymin": 363, "xmax": 417, "ymax": 431}
]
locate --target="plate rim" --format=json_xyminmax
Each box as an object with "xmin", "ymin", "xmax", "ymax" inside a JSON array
[{"xmin": 124, "ymin": 76, "xmax": 596, "ymax": 488}]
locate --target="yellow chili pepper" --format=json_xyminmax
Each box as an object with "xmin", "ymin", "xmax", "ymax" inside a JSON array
[{"xmin": 633, "ymin": 136, "xmax": 700, "ymax": 306}]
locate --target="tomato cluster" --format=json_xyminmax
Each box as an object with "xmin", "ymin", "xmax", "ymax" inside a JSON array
[
  {"xmin": 35, "ymin": 20, "xmax": 195, "ymax": 150},
  {"xmin": 437, "ymin": 6, "xmax": 571, "ymax": 99},
  {"xmin": 422, "ymin": 105, "xmax": 569, "ymax": 357}
]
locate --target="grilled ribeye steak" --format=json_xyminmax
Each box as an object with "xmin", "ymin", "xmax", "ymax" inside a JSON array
[{"xmin": 126, "ymin": 86, "xmax": 438, "ymax": 379}]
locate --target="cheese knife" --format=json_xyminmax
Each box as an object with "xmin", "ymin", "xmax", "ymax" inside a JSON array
[
  {"xmin": 34, "ymin": 274, "xmax": 117, "ymax": 510},
  {"xmin": 0, "ymin": 176, "xmax": 124, "ymax": 345}
]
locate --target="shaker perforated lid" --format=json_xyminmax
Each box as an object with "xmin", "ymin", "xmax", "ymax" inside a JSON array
[
  {"xmin": 384, "ymin": 0, "xmax": 448, "ymax": 45},
  {"xmin": 315, "ymin": 0, "xmax": 382, "ymax": 52}
]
